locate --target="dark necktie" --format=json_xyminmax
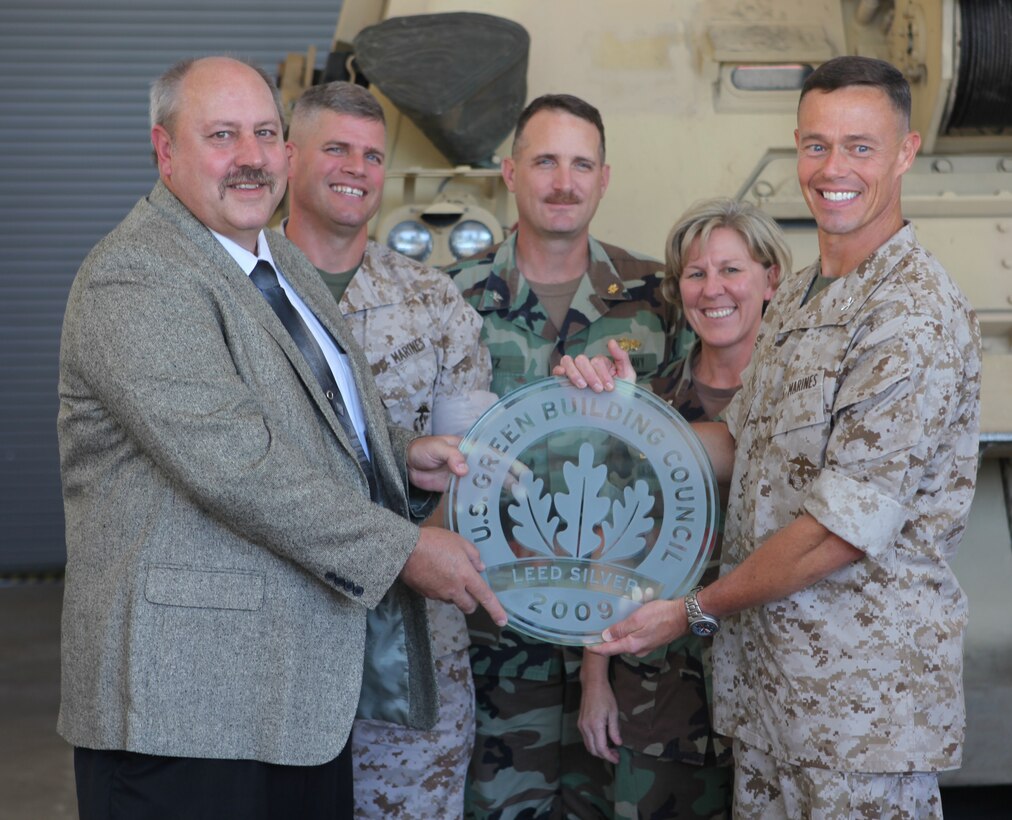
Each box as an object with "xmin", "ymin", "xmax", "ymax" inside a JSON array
[{"xmin": 249, "ymin": 260, "xmax": 379, "ymax": 501}]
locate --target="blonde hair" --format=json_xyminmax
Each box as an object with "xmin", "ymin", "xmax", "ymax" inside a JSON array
[{"xmin": 661, "ymin": 198, "xmax": 792, "ymax": 307}]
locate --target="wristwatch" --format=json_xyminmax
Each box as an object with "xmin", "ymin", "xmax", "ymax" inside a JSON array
[{"xmin": 684, "ymin": 586, "xmax": 720, "ymax": 637}]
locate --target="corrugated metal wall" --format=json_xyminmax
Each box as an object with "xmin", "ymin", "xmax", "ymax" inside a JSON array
[{"xmin": 0, "ymin": 0, "xmax": 345, "ymax": 571}]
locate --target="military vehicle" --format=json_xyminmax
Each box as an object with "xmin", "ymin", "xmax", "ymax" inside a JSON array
[{"xmin": 280, "ymin": 0, "xmax": 1011, "ymax": 786}]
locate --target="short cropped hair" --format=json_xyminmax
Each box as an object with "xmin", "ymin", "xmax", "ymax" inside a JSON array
[
  {"xmin": 149, "ymin": 57, "xmax": 285, "ymax": 136},
  {"xmin": 662, "ymin": 197, "xmax": 792, "ymax": 307},
  {"xmin": 800, "ymin": 55, "xmax": 911, "ymax": 128},
  {"xmin": 291, "ymin": 81, "xmax": 386, "ymax": 133},
  {"xmin": 512, "ymin": 94, "xmax": 606, "ymax": 160}
]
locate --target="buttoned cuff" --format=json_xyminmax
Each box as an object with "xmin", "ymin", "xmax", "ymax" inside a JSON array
[{"xmin": 803, "ymin": 469, "xmax": 906, "ymax": 559}]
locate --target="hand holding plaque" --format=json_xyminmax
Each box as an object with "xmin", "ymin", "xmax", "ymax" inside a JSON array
[{"xmin": 447, "ymin": 377, "xmax": 718, "ymax": 646}]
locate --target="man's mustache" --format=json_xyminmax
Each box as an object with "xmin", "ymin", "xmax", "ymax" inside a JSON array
[
  {"xmin": 219, "ymin": 167, "xmax": 278, "ymax": 199},
  {"xmin": 544, "ymin": 192, "xmax": 582, "ymax": 205}
]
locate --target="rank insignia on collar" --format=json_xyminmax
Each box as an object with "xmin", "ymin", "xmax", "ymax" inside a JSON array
[
  {"xmin": 607, "ymin": 283, "xmax": 620, "ymax": 294},
  {"xmin": 616, "ymin": 337, "xmax": 642, "ymax": 352}
]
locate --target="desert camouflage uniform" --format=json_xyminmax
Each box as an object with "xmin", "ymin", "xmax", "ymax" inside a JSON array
[
  {"xmin": 732, "ymin": 739, "xmax": 943, "ymax": 820},
  {"xmin": 715, "ymin": 225, "xmax": 981, "ymax": 814},
  {"xmin": 321, "ymin": 240, "xmax": 493, "ymax": 819},
  {"xmin": 595, "ymin": 344, "xmax": 733, "ymax": 820},
  {"xmin": 447, "ymin": 233, "xmax": 692, "ymax": 820}
]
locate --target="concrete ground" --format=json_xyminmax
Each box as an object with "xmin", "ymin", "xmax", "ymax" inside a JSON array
[
  {"xmin": 0, "ymin": 581, "xmax": 1008, "ymax": 819},
  {"xmin": 1, "ymin": 583, "xmax": 76, "ymax": 819}
]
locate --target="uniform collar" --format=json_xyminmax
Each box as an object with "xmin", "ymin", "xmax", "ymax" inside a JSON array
[
  {"xmin": 779, "ymin": 222, "xmax": 917, "ymax": 332},
  {"xmin": 474, "ymin": 233, "xmax": 632, "ymax": 314}
]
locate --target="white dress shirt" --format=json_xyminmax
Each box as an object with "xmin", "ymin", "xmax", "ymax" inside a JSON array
[{"xmin": 211, "ymin": 229, "xmax": 370, "ymax": 458}]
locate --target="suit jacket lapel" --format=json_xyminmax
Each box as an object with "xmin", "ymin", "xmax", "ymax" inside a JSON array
[
  {"xmin": 147, "ymin": 183, "xmax": 370, "ymax": 472},
  {"xmin": 266, "ymin": 232, "xmax": 399, "ymax": 490}
]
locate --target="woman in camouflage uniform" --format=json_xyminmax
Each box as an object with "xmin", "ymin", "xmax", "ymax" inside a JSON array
[{"xmin": 560, "ymin": 198, "xmax": 791, "ymax": 819}]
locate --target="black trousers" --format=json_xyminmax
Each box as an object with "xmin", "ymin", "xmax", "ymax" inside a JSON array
[{"xmin": 74, "ymin": 745, "xmax": 353, "ymax": 820}]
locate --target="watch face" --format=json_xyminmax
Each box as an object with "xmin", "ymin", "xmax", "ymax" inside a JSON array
[{"xmin": 690, "ymin": 618, "xmax": 719, "ymax": 637}]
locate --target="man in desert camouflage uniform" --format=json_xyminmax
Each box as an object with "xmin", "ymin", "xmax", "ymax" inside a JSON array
[
  {"xmin": 587, "ymin": 57, "xmax": 981, "ymax": 819},
  {"xmin": 285, "ymin": 81, "xmax": 496, "ymax": 819},
  {"xmin": 446, "ymin": 93, "xmax": 691, "ymax": 820}
]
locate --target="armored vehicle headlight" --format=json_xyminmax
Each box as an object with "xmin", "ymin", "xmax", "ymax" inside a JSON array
[
  {"xmin": 449, "ymin": 220, "xmax": 495, "ymax": 260},
  {"xmin": 386, "ymin": 221, "xmax": 433, "ymax": 262}
]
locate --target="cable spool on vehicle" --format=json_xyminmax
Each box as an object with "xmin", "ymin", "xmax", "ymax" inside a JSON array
[{"xmin": 944, "ymin": 0, "xmax": 1012, "ymax": 131}]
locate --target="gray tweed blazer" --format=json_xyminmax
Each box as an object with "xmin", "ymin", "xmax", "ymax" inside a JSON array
[{"xmin": 56, "ymin": 182, "xmax": 436, "ymax": 765}]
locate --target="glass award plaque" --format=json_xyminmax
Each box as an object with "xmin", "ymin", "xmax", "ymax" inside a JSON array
[{"xmin": 447, "ymin": 377, "xmax": 718, "ymax": 646}]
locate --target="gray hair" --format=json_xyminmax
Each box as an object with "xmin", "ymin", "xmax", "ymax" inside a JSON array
[
  {"xmin": 149, "ymin": 56, "xmax": 285, "ymax": 135},
  {"xmin": 662, "ymin": 197, "xmax": 792, "ymax": 307},
  {"xmin": 290, "ymin": 81, "xmax": 385, "ymax": 138}
]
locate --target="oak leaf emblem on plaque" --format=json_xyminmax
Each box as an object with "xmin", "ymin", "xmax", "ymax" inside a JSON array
[{"xmin": 507, "ymin": 442, "xmax": 654, "ymax": 560}]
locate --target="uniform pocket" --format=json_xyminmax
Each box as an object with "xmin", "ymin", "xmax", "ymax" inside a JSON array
[
  {"xmin": 371, "ymin": 338, "xmax": 439, "ymax": 431},
  {"xmin": 489, "ymin": 354, "xmax": 529, "ymax": 397},
  {"xmin": 772, "ymin": 370, "xmax": 827, "ymax": 436}
]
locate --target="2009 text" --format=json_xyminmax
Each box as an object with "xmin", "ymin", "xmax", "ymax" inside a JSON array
[{"xmin": 528, "ymin": 593, "xmax": 613, "ymax": 622}]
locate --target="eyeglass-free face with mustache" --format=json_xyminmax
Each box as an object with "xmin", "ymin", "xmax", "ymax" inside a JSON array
[
  {"xmin": 502, "ymin": 109, "xmax": 610, "ymax": 243},
  {"xmin": 151, "ymin": 57, "xmax": 287, "ymax": 253},
  {"xmin": 286, "ymin": 111, "xmax": 387, "ymax": 239}
]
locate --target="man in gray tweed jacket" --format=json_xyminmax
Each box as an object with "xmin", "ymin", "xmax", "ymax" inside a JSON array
[{"xmin": 56, "ymin": 56, "xmax": 505, "ymax": 820}]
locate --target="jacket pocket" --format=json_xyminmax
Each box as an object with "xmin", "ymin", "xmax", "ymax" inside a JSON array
[{"xmin": 144, "ymin": 564, "xmax": 265, "ymax": 611}]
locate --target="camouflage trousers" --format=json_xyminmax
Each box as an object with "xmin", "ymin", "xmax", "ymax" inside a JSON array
[
  {"xmin": 611, "ymin": 747, "xmax": 732, "ymax": 820},
  {"xmin": 732, "ymin": 739, "xmax": 943, "ymax": 820},
  {"xmin": 466, "ymin": 664, "xmax": 612, "ymax": 819},
  {"xmin": 352, "ymin": 648, "xmax": 475, "ymax": 819}
]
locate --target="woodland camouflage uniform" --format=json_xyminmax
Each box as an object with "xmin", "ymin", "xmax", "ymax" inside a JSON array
[
  {"xmin": 448, "ymin": 233, "xmax": 693, "ymax": 820},
  {"xmin": 591, "ymin": 343, "xmax": 736, "ymax": 820}
]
